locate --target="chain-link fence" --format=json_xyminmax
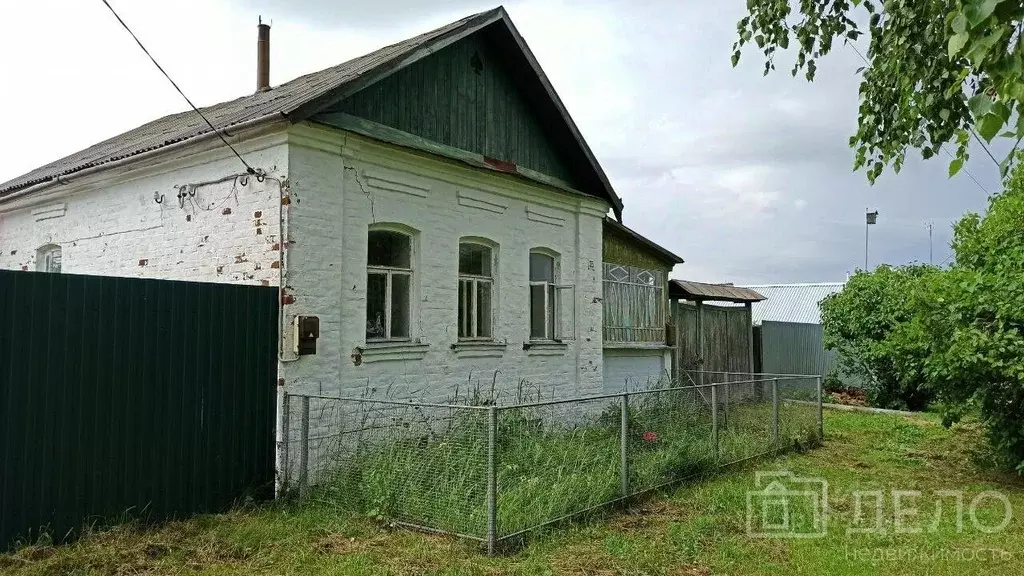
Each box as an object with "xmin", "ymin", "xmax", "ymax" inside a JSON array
[{"xmin": 279, "ymin": 371, "xmax": 822, "ymax": 553}]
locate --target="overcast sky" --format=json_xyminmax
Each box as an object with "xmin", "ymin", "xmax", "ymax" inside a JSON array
[{"xmin": 0, "ymin": 0, "xmax": 1002, "ymax": 283}]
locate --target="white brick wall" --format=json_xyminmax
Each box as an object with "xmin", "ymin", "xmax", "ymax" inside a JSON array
[
  {"xmin": 0, "ymin": 135, "xmax": 288, "ymax": 286},
  {"xmin": 282, "ymin": 124, "xmax": 608, "ymax": 402},
  {"xmin": 1, "ymin": 123, "xmax": 608, "ymax": 407}
]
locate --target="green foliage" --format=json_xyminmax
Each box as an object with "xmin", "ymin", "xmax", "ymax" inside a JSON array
[
  {"xmin": 820, "ymin": 265, "xmax": 938, "ymax": 410},
  {"xmin": 913, "ymin": 159, "xmax": 1024, "ymax": 470},
  {"xmin": 734, "ymin": 0, "xmax": 1024, "ymax": 181}
]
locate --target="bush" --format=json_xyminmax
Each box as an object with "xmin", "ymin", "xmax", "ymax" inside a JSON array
[
  {"xmin": 913, "ymin": 163, "xmax": 1024, "ymax": 471},
  {"xmin": 820, "ymin": 265, "xmax": 937, "ymax": 410}
]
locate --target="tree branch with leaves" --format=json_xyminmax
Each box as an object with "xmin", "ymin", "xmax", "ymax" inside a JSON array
[{"xmin": 734, "ymin": 0, "xmax": 1024, "ymax": 181}]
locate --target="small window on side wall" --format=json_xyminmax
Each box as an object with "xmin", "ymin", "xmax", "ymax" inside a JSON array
[
  {"xmin": 529, "ymin": 251, "xmax": 575, "ymax": 340},
  {"xmin": 458, "ymin": 242, "xmax": 493, "ymax": 340},
  {"xmin": 37, "ymin": 245, "xmax": 62, "ymax": 273},
  {"xmin": 366, "ymin": 229, "xmax": 412, "ymax": 341}
]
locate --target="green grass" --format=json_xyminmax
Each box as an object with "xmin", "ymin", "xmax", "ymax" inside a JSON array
[
  {"xmin": 322, "ymin": 392, "xmax": 818, "ymax": 539},
  {"xmin": 4, "ymin": 408, "xmax": 1023, "ymax": 575}
]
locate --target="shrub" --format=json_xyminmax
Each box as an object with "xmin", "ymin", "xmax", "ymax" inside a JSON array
[
  {"xmin": 820, "ymin": 265, "xmax": 938, "ymax": 410},
  {"xmin": 913, "ymin": 163, "xmax": 1024, "ymax": 471}
]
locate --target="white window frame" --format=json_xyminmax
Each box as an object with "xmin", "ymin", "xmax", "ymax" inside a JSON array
[
  {"xmin": 458, "ymin": 241, "xmax": 494, "ymax": 341},
  {"xmin": 366, "ymin": 229, "xmax": 414, "ymax": 342},
  {"xmin": 529, "ymin": 250, "xmax": 575, "ymax": 341}
]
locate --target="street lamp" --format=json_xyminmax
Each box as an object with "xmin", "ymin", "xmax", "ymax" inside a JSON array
[{"xmin": 865, "ymin": 209, "xmax": 879, "ymax": 270}]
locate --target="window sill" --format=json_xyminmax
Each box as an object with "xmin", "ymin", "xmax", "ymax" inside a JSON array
[
  {"xmin": 603, "ymin": 342, "xmax": 674, "ymax": 350},
  {"xmin": 451, "ymin": 340, "xmax": 508, "ymax": 358},
  {"xmin": 354, "ymin": 341, "xmax": 430, "ymax": 363},
  {"xmin": 523, "ymin": 340, "xmax": 569, "ymax": 356}
]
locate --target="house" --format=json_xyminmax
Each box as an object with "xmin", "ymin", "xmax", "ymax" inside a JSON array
[
  {"xmin": 601, "ymin": 218, "xmax": 682, "ymax": 391},
  {"xmin": 0, "ymin": 8, "xmax": 683, "ymax": 407}
]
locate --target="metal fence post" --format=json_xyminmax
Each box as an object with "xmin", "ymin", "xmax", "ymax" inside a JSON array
[
  {"xmin": 298, "ymin": 396, "xmax": 310, "ymax": 495},
  {"xmin": 486, "ymin": 406, "xmax": 497, "ymax": 556},
  {"xmin": 620, "ymin": 393, "xmax": 629, "ymax": 497},
  {"xmin": 280, "ymin": 392, "xmax": 290, "ymax": 493},
  {"xmin": 771, "ymin": 377, "xmax": 779, "ymax": 447},
  {"xmin": 816, "ymin": 376, "xmax": 824, "ymax": 440},
  {"xmin": 710, "ymin": 384, "xmax": 719, "ymax": 463}
]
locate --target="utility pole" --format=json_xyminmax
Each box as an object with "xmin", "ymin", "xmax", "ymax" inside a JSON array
[
  {"xmin": 865, "ymin": 209, "xmax": 879, "ymax": 270},
  {"xmin": 926, "ymin": 221, "xmax": 933, "ymax": 264}
]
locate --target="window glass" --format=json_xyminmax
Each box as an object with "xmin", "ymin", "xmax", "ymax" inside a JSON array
[
  {"xmin": 476, "ymin": 282, "xmax": 492, "ymax": 338},
  {"xmin": 530, "ymin": 284, "xmax": 546, "ymax": 338},
  {"xmin": 459, "ymin": 244, "xmax": 491, "ymax": 276},
  {"xmin": 529, "ymin": 253, "xmax": 554, "ymax": 282},
  {"xmin": 458, "ymin": 280, "xmax": 468, "ymax": 338},
  {"xmin": 366, "ymin": 273, "xmax": 387, "ymax": 339},
  {"xmin": 390, "ymin": 274, "xmax": 411, "ymax": 338},
  {"xmin": 368, "ymin": 230, "xmax": 411, "ymax": 268}
]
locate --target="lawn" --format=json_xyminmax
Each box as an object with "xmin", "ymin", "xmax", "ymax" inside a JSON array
[{"xmin": 2, "ymin": 408, "xmax": 1022, "ymax": 575}]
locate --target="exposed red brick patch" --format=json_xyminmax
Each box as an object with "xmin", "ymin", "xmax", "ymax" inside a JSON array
[
  {"xmin": 483, "ymin": 156, "xmax": 518, "ymax": 173},
  {"xmin": 281, "ymin": 196, "xmax": 291, "ymax": 205},
  {"xmin": 222, "ymin": 207, "xmax": 232, "ymax": 215},
  {"xmin": 21, "ymin": 265, "xmax": 28, "ymax": 271},
  {"xmin": 261, "ymin": 279, "xmax": 270, "ymax": 286},
  {"xmin": 281, "ymin": 294, "xmax": 296, "ymax": 305},
  {"xmin": 270, "ymin": 261, "xmax": 281, "ymax": 269},
  {"xmin": 254, "ymin": 210, "xmax": 263, "ymax": 218},
  {"xmin": 138, "ymin": 259, "xmax": 148, "ymax": 266},
  {"xmin": 277, "ymin": 378, "xmax": 285, "ymax": 387},
  {"xmin": 270, "ymin": 243, "xmax": 281, "ymax": 251}
]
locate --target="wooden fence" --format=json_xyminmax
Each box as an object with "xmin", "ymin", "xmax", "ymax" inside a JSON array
[{"xmin": 0, "ymin": 270, "xmax": 278, "ymax": 550}]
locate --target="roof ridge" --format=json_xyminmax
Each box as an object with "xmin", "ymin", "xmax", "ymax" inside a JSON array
[{"xmin": 0, "ymin": 7, "xmax": 505, "ymax": 195}]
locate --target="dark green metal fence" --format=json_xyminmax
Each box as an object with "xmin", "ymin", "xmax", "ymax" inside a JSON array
[{"xmin": 0, "ymin": 270, "xmax": 279, "ymax": 550}]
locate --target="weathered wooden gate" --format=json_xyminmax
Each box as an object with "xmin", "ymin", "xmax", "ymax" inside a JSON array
[
  {"xmin": 673, "ymin": 301, "xmax": 753, "ymax": 382},
  {"xmin": 0, "ymin": 270, "xmax": 278, "ymax": 550}
]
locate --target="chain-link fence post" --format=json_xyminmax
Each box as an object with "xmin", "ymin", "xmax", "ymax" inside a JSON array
[
  {"xmin": 486, "ymin": 405, "xmax": 497, "ymax": 555},
  {"xmin": 620, "ymin": 393, "xmax": 629, "ymax": 497},
  {"xmin": 298, "ymin": 395, "xmax": 310, "ymax": 495},
  {"xmin": 816, "ymin": 375, "xmax": 824, "ymax": 440},
  {"xmin": 280, "ymin": 392, "xmax": 290, "ymax": 493},
  {"xmin": 710, "ymin": 383, "xmax": 719, "ymax": 463},
  {"xmin": 771, "ymin": 377, "xmax": 779, "ymax": 447}
]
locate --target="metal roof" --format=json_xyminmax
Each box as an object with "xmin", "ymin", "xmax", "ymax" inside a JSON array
[
  {"xmin": 0, "ymin": 6, "xmax": 623, "ymax": 217},
  {"xmin": 603, "ymin": 218, "xmax": 684, "ymax": 265},
  {"xmin": 668, "ymin": 280, "xmax": 766, "ymax": 303},
  {"xmin": 740, "ymin": 283, "xmax": 845, "ymax": 324}
]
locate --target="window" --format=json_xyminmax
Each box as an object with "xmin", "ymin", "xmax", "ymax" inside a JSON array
[
  {"xmin": 37, "ymin": 245, "xmax": 61, "ymax": 273},
  {"xmin": 366, "ymin": 229, "xmax": 412, "ymax": 341},
  {"xmin": 458, "ymin": 242, "xmax": 493, "ymax": 339},
  {"xmin": 529, "ymin": 251, "xmax": 574, "ymax": 340}
]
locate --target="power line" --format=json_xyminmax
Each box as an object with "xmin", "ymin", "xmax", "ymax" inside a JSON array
[
  {"xmin": 846, "ymin": 42, "xmax": 992, "ymax": 195},
  {"xmin": 99, "ymin": 0, "xmax": 256, "ymax": 175}
]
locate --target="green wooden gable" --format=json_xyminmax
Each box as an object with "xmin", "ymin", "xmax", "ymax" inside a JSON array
[{"xmin": 320, "ymin": 33, "xmax": 580, "ymax": 188}]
